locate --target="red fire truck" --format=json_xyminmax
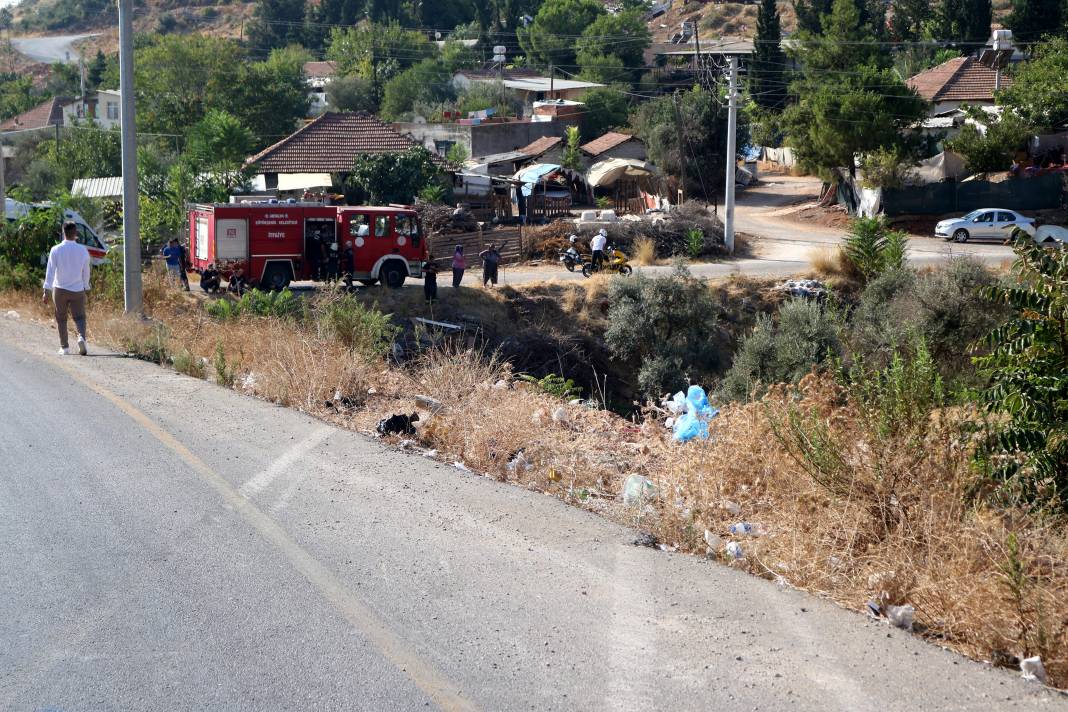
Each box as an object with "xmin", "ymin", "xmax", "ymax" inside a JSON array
[{"xmin": 187, "ymin": 202, "xmax": 426, "ymax": 289}]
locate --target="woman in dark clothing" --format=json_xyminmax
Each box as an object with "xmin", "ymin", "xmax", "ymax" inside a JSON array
[
  {"xmin": 423, "ymin": 254, "xmax": 439, "ymax": 302},
  {"xmin": 479, "ymin": 243, "xmax": 501, "ymax": 287},
  {"xmin": 451, "ymin": 245, "xmax": 466, "ymax": 288}
]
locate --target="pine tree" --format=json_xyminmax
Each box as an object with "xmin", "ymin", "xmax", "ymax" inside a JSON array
[
  {"xmin": 247, "ymin": 0, "xmax": 308, "ymax": 52},
  {"xmin": 87, "ymin": 50, "xmax": 108, "ymax": 90},
  {"xmin": 889, "ymin": 0, "xmax": 929, "ymax": 40},
  {"xmin": 939, "ymin": 0, "xmax": 993, "ymax": 44},
  {"xmin": 751, "ymin": 0, "xmax": 787, "ymax": 111},
  {"xmin": 794, "ymin": 0, "xmax": 834, "ymax": 32},
  {"xmin": 1007, "ymin": 0, "xmax": 1063, "ymax": 41}
]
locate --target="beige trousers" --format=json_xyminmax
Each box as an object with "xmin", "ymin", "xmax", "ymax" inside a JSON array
[{"xmin": 52, "ymin": 288, "xmax": 87, "ymax": 349}]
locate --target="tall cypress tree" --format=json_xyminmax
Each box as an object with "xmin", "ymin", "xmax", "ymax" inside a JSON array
[
  {"xmin": 1007, "ymin": 0, "xmax": 1063, "ymax": 41},
  {"xmin": 751, "ymin": 0, "xmax": 787, "ymax": 110},
  {"xmin": 939, "ymin": 0, "xmax": 993, "ymax": 44},
  {"xmin": 794, "ymin": 0, "xmax": 834, "ymax": 33}
]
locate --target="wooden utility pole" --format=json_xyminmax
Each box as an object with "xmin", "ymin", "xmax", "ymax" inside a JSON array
[{"xmin": 691, "ymin": 20, "xmax": 701, "ymax": 84}]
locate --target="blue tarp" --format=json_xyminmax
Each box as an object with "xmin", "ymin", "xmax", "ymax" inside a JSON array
[{"xmin": 515, "ymin": 163, "xmax": 561, "ymax": 197}]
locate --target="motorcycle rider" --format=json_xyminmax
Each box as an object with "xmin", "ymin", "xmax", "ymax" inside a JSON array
[{"xmin": 590, "ymin": 228, "xmax": 608, "ymax": 269}]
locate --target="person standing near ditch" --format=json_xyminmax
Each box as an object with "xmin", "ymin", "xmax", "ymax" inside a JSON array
[
  {"xmin": 162, "ymin": 239, "xmax": 183, "ymax": 284},
  {"xmin": 479, "ymin": 242, "xmax": 502, "ymax": 287},
  {"xmin": 42, "ymin": 221, "xmax": 91, "ymax": 356},
  {"xmin": 423, "ymin": 253, "xmax": 439, "ymax": 302},
  {"xmin": 451, "ymin": 244, "xmax": 466, "ymax": 288},
  {"xmin": 176, "ymin": 239, "xmax": 191, "ymax": 291}
]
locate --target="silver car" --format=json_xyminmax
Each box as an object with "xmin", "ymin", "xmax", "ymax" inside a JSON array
[{"xmin": 935, "ymin": 209, "xmax": 1034, "ymax": 242}]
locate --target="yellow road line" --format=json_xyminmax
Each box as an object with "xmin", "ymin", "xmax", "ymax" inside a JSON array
[{"xmin": 26, "ymin": 345, "xmax": 478, "ymax": 712}]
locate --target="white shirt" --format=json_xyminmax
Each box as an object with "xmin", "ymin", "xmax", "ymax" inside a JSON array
[
  {"xmin": 591, "ymin": 233, "xmax": 607, "ymax": 252},
  {"xmin": 43, "ymin": 239, "xmax": 91, "ymax": 292}
]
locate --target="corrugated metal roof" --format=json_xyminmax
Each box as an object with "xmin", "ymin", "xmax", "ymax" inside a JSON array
[{"xmin": 71, "ymin": 176, "xmax": 123, "ymax": 198}]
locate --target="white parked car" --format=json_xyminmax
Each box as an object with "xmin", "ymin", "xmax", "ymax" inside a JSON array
[{"xmin": 935, "ymin": 209, "xmax": 1034, "ymax": 243}]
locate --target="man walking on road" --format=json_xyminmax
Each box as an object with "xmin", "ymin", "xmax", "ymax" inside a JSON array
[{"xmin": 42, "ymin": 221, "xmax": 91, "ymax": 356}]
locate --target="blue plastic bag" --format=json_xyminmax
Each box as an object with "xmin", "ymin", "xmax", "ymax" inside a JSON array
[{"xmin": 671, "ymin": 385, "xmax": 718, "ymax": 442}]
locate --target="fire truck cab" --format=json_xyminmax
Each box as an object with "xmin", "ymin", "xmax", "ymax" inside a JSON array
[{"xmin": 188, "ymin": 202, "xmax": 425, "ymax": 289}]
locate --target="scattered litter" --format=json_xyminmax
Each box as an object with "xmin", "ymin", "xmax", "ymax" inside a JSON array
[
  {"xmin": 704, "ymin": 529, "xmax": 723, "ymax": 552},
  {"xmin": 453, "ymin": 461, "xmax": 471, "ymax": 472},
  {"xmin": 422, "ymin": 449, "xmax": 438, "ymax": 458},
  {"xmin": 415, "ymin": 394, "xmax": 445, "ymax": 414},
  {"xmin": 672, "ymin": 385, "xmax": 719, "ymax": 442},
  {"xmin": 367, "ymin": 387, "xmax": 377, "ymax": 395},
  {"xmin": 633, "ymin": 532, "xmax": 659, "ymax": 548},
  {"xmin": 776, "ymin": 279, "xmax": 827, "ymax": 299},
  {"xmin": 551, "ymin": 406, "xmax": 569, "ymax": 425},
  {"xmin": 886, "ymin": 604, "xmax": 914, "ymax": 631},
  {"xmin": 665, "ymin": 391, "xmax": 688, "ymax": 414},
  {"xmin": 866, "ymin": 599, "xmax": 882, "ymax": 618},
  {"xmin": 1020, "ymin": 656, "xmax": 1047, "ymax": 683},
  {"xmin": 568, "ymin": 398, "xmax": 583, "ymax": 406},
  {"xmin": 664, "ymin": 417, "xmax": 675, "ymax": 429},
  {"xmin": 4, "ymin": 310, "xmax": 19, "ymax": 320},
  {"xmin": 725, "ymin": 541, "xmax": 744, "ymax": 560},
  {"xmin": 547, "ymin": 467, "xmax": 562, "ymax": 482},
  {"xmin": 657, "ymin": 543, "xmax": 677, "ymax": 552},
  {"xmin": 728, "ymin": 522, "xmax": 760, "ymax": 536},
  {"xmin": 622, "ymin": 474, "xmax": 657, "ymax": 506},
  {"xmin": 493, "ymin": 379, "xmax": 510, "ymax": 390},
  {"xmin": 240, "ymin": 372, "xmax": 257, "ymax": 392},
  {"xmin": 377, "ymin": 412, "xmax": 420, "ymax": 436},
  {"xmin": 507, "ymin": 451, "xmax": 532, "ymax": 473},
  {"xmin": 398, "ymin": 439, "xmax": 416, "ymax": 449},
  {"xmin": 720, "ymin": 500, "xmax": 742, "ymax": 516}
]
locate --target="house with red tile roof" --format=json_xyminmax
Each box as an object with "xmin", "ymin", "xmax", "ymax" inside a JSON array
[
  {"xmin": 245, "ymin": 111, "xmax": 428, "ymax": 191},
  {"xmin": 907, "ymin": 56, "xmax": 1011, "ymax": 115},
  {"xmin": 0, "ymin": 96, "xmax": 70, "ymax": 133}
]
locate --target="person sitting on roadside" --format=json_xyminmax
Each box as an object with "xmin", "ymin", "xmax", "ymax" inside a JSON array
[
  {"xmin": 200, "ymin": 263, "xmax": 222, "ymax": 294},
  {"xmin": 228, "ymin": 266, "xmax": 248, "ymax": 296}
]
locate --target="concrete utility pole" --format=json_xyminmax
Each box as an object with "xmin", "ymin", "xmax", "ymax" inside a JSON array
[
  {"xmin": 724, "ymin": 56, "xmax": 738, "ymax": 254},
  {"xmin": 673, "ymin": 91, "xmax": 685, "ymax": 203},
  {"xmin": 118, "ymin": 0, "xmax": 143, "ymax": 314},
  {"xmin": 1, "ymin": 143, "xmax": 6, "ymax": 221},
  {"xmin": 691, "ymin": 21, "xmax": 701, "ymax": 84}
]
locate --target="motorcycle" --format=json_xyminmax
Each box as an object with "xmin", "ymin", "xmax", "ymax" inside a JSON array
[
  {"xmin": 558, "ymin": 247, "xmax": 587, "ymax": 273},
  {"xmin": 582, "ymin": 247, "xmax": 633, "ymax": 277}
]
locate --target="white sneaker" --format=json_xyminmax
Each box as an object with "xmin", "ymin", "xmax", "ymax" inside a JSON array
[
  {"xmin": 77, "ymin": 336, "xmax": 88, "ymax": 356},
  {"xmin": 57, "ymin": 347, "xmax": 71, "ymax": 355}
]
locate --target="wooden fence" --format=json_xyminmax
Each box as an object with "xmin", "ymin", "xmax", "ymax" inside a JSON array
[{"xmin": 427, "ymin": 226, "xmax": 525, "ymax": 266}]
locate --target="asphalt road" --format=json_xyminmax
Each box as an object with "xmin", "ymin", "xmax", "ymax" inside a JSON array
[
  {"xmin": 1, "ymin": 317, "xmax": 1061, "ymax": 711},
  {"xmin": 10, "ymin": 33, "xmax": 99, "ymax": 64}
]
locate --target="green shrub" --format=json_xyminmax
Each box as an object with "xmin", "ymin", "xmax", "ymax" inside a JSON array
[
  {"xmin": 844, "ymin": 339, "xmax": 945, "ymax": 438},
  {"xmin": 518, "ymin": 373, "xmax": 581, "ymax": 400},
  {"xmin": 205, "ymin": 288, "xmax": 302, "ymax": 321},
  {"xmin": 314, "ymin": 294, "xmax": 398, "ymax": 357},
  {"xmin": 721, "ymin": 298, "xmax": 840, "ymax": 401},
  {"xmin": 972, "ymin": 233, "xmax": 1068, "ymax": 505},
  {"xmin": 604, "ymin": 265, "xmax": 724, "ymax": 399},
  {"xmin": 685, "ymin": 228, "xmax": 704, "ymax": 259},
  {"xmin": 213, "ymin": 343, "xmax": 236, "ymax": 387},
  {"xmin": 118, "ymin": 321, "xmax": 170, "ymax": 364},
  {"xmin": 171, "ymin": 349, "xmax": 206, "ymax": 378},
  {"xmin": 0, "ymin": 259, "xmax": 40, "ymax": 292},
  {"xmin": 842, "ymin": 216, "xmax": 909, "ymax": 283}
]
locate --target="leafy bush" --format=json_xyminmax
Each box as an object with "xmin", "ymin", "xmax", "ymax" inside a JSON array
[
  {"xmin": 848, "ymin": 259, "xmax": 1005, "ymax": 376},
  {"xmin": 171, "ymin": 349, "xmax": 206, "ymax": 378},
  {"xmin": 213, "ymin": 343, "xmax": 236, "ymax": 387},
  {"xmin": 685, "ymin": 228, "xmax": 704, "ymax": 258},
  {"xmin": 604, "ymin": 265, "xmax": 724, "ymax": 398},
  {"xmin": 721, "ymin": 298, "xmax": 840, "ymax": 401},
  {"xmin": 0, "ymin": 205, "xmax": 62, "ymax": 277},
  {"xmin": 314, "ymin": 294, "xmax": 398, "ymax": 357},
  {"xmin": 844, "ymin": 339, "xmax": 945, "ymax": 438},
  {"xmin": 973, "ymin": 233, "xmax": 1068, "ymax": 504},
  {"xmin": 842, "ymin": 216, "xmax": 909, "ymax": 283},
  {"xmin": 205, "ymin": 289, "xmax": 302, "ymax": 321},
  {"xmin": 518, "ymin": 373, "xmax": 581, "ymax": 400},
  {"xmin": 0, "ymin": 259, "xmax": 39, "ymax": 292}
]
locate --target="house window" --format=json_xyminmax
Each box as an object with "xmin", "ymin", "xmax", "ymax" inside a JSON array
[{"xmin": 106, "ymin": 102, "xmax": 119, "ymax": 120}]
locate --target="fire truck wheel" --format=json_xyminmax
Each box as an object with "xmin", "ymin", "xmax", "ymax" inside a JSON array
[
  {"xmin": 262, "ymin": 264, "xmax": 292, "ymax": 291},
  {"xmin": 381, "ymin": 263, "xmax": 406, "ymax": 289}
]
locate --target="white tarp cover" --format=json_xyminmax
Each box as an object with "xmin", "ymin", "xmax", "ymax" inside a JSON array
[
  {"xmin": 905, "ymin": 150, "xmax": 968, "ymax": 185},
  {"xmin": 71, "ymin": 176, "xmax": 123, "ymax": 198},
  {"xmin": 277, "ymin": 173, "xmax": 333, "ymax": 191},
  {"xmin": 586, "ymin": 158, "xmax": 658, "ymax": 188}
]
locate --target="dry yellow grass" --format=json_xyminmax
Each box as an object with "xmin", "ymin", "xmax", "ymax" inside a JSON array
[
  {"xmin": 4, "ymin": 277, "xmax": 1067, "ymax": 686},
  {"xmin": 632, "ymin": 237, "xmax": 657, "ymax": 266}
]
